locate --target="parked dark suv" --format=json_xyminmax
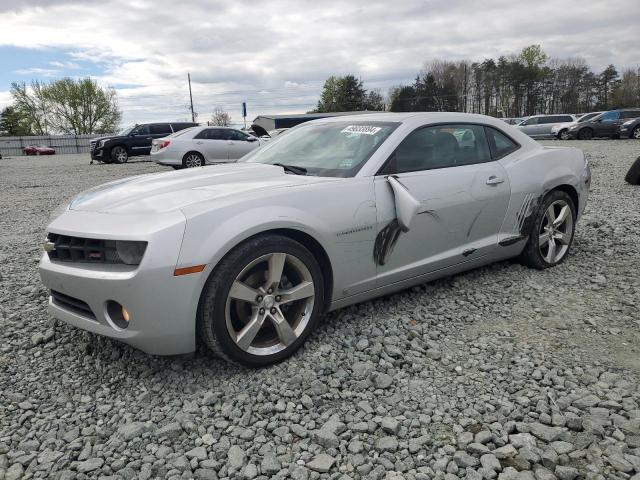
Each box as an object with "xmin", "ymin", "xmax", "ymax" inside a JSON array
[
  {"xmin": 567, "ymin": 109, "xmax": 640, "ymax": 140},
  {"xmin": 91, "ymin": 122, "xmax": 198, "ymax": 163}
]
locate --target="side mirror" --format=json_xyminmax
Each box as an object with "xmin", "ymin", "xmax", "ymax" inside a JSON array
[{"xmin": 387, "ymin": 176, "xmax": 420, "ymax": 232}]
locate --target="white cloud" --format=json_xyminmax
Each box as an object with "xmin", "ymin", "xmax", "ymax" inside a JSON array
[
  {"xmin": 13, "ymin": 67, "xmax": 59, "ymax": 76},
  {"xmin": 0, "ymin": 0, "xmax": 638, "ymax": 125}
]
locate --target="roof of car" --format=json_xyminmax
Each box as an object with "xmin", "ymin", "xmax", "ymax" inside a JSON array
[{"xmin": 307, "ymin": 111, "xmax": 524, "ymax": 125}]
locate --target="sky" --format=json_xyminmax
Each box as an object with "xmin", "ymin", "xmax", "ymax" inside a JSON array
[{"xmin": 0, "ymin": 0, "xmax": 638, "ymax": 127}]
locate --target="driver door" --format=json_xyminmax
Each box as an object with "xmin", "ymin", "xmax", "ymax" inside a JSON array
[
  {"xmin": 225, "ymin": 129, "xmax": 259, "ymax": 160},
  {"xmin": 129, "ymin": 125, "xmax": 151, "ymax": 154},
  {"xmin": 193, "ymin": 128, "xmax": 229, "ymax": 162},
  {"xmin": 596, "ymin": 111, "xmax": 621, "ymax": 137},
  {"xmin": 373, "ymin": 124, "xmax": 511, "ymax": 287}
]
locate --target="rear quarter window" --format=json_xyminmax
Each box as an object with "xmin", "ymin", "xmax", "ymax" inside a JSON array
[{"xmin": 485, "ymin": 127, "xmax": 520, "ymax": 159}]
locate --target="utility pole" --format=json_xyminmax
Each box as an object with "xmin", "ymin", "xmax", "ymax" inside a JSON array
[
  {"xmin": 463, "ymin": 63, "xmax": 468, "ymax": 113},
  {"xmin": 188, "ymin": 73, "xmax": 195, "ymax": 122}
]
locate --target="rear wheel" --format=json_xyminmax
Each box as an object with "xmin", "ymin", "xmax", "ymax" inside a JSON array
[
  {"xmin": 111, "ymin": 146, "xmax": 128, "ymax": 164},
  {"xmin": 182, "ymin": 151, "xmax": 205, "ymax": 168},
  {"xmin": 520, "ymin": 190, "xmax": 576, "ymax": 269},
  {"xmin": 632, "ymin": 126, "xmax": 640, "ymax": 140},
  {"xmin": 197, "ymin": 235, "xmax": 324, "ymax": 366},
  {"xmin": 577, "ymin": 128, "xmax": 593, "ymax": 140},
  {"xmin": 558, "ymin": 129, "xmax": 570, "ymax": 140}
]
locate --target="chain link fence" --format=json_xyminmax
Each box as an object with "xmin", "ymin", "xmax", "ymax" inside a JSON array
[{"xmin": 0, "ymin": 134, "xmax": 104, "ymax": 157}]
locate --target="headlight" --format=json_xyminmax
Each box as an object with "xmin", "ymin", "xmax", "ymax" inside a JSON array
[
  {"xmin": 98, "ymin": 139, "xmax": 107, "ymax": 148},
  {"xmin": 115, "ymin": 241, "xmax": 147, "ymax": 265}
]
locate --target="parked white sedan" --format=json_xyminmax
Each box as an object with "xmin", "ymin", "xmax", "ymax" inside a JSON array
[{"xmin": 151, "ymin": 126, "xmax": 262, "ymax": 168}]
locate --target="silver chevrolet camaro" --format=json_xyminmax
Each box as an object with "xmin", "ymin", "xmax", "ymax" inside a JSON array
[{"xmin": 39, "ymin": 113, "xmax": 591, "ymax": 366}]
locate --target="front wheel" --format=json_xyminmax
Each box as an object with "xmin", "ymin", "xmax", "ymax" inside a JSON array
[
  {"xmin": 577, "ymin": 128, "xmax": 593, "ymax": 140},
  {"xmin": 558, "ymin": 130, "xmax": 570, "ymax": 140},
  {"xmin": 520, "ymin": 190, "xmax": 576, "ymax": 269},
  {"xmin": 632, "ymin": 127, "xmax": 640, "ymax": 140},
  {"xmin": 197, "ymin": 235, "xmax": 324, "ymax": 366},
  {"xmin": 111, "ymin": 146, "xmax": 128, "ymax": 164}
]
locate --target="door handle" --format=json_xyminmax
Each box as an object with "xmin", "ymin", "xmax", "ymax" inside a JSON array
[
  {"xmin": 486, "ymin": 176, "xmax": 504, "ymax": 185},
  {"xmin": 196, "ymin": 141, "xmax": 203, "ymax": 145}
]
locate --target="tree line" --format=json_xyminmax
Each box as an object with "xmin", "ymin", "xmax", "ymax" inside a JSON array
[
  {"xmin": 0, "ymin": 78, "xmax": 121, "ymax": 136},
  {"xmin": 314, "ymin": 45, "xmax": 640, "ymax": 117}
]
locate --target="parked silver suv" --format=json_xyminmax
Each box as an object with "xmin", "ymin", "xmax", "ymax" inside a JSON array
[{"xmin": 517, "ymin": 114, "xmax": 577, "ymax": 139}]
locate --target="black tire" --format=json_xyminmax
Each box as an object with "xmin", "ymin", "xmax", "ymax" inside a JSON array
[
  {"xmin": 577, "ymin": 128, "xmax": 593, "ymax": 140},
  {"xmin": 625, "ymin": 157, "xmax": 640, "ymax": 185},
  {"xmin": 558, "ymin": 129, "xmax": 570, "ymax": 140},
  {"xmin": 519, "ymin": 190, "xmax": 577, "ymax": 270},
  {"xmin": 197, "ymin": 235, "xmax": 324, "ymax": 367},
  {"xmin": 111, "ymin": 146, "xmax": 128, "ymax": 164},
  {"xmin": 182, "ymin": 151, "xmax": 205, "ymax": 168},
  {"xmin": 632, "ymin": 126, "xmax": 640, "ymax": 140}
]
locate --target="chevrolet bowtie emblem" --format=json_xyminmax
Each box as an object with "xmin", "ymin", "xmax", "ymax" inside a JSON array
[{"xmin": 43, "ymin": 241, "xmax": 56, "ymax": 252}]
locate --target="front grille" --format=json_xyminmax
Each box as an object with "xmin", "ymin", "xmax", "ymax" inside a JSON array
[
  {"xmin": 51, "ymin": 290, "xmax": 96, "ymax": 319},
  {"xmin": 90, "ymin": 140, "xmax": 97, "ymax": 153},
  {"xmin": 47, "ymin": 233, "xmax": 121, "ymax": 263}
]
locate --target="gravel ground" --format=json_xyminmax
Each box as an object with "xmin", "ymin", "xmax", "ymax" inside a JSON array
[{"xmin": 1, "ymin": 141, "xmax": 639, "ymax": 480}]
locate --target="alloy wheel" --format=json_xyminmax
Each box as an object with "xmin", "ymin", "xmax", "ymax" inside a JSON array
[
  {"xmin": 185, "ymin": 154, "xmax": 203, "ymax": 168},
  {"xmin": 559, "ymin": 130, "xmax": 570, "ymax": 140},
  {"xmin": 633, "ymin": 127, "xmax": 640, "ymax": 140},
  {"xmin": 538, "ymin": 200, "xmax": 574, "ymax": 264},
  {"xmin": 114, "ymin": 148, "xmax": 127, "ymax": 163},
  {"xmin": 225, "ymin": 252, "xmax": 315, "ymax": 356}
]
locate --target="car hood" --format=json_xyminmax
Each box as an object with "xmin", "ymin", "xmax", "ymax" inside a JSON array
[
  {"xmin": 93, "ymin": 135, "xmax": 126, "ymax": 143},
  {"xmin": 68, "ymin": 163, "xmax": 338, "ymax": 214}
]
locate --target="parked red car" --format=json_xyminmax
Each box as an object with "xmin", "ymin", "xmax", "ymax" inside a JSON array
[{"xmin": 23, "ymin": 145, "xmax": 55, "ymax": 155}]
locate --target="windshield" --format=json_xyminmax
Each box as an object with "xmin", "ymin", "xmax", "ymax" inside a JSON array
[
  {"xmin": 578, "ymin": 112, "xmax": 600, "ymax": 122},
  {"xmin": 242, "ymin": 121, "xmax": 399, "ymax": 177},
  {"xmin": 117, "ymin": 124, "xmax": 136, "ymax": 136}
]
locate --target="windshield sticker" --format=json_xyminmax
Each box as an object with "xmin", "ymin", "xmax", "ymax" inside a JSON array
[
  {"xmin": 341, "ymin": 125, "xmax": 381, "ymax": 135},
  {"xmin": 339, "ymin": 159, "xmax": 354, "ymax": 168}
]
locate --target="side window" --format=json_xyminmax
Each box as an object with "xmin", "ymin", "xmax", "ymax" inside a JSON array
[
  {"xmin": 132, "ymin": 125, "xmax": 150, "ymax": 136},
  {"xmin": 149, "ymin": 124, "xmax": 172, "ymax": 135},
  {"xmin": 227, "ymin": 130, "xmax": 249, "ymax": 141},
  {"xmin": 523, "ymin": 117, "xmax": 538, "ymax": 126},
  {"xmin": 195, "ymin": 129, "xmax": 225, "ymax": 140},
  {"xmin": 384, "ymin": 124, "xmax": 491, "ymax": 174},
  {"xmin": 621, "ymin": 111, "xmax": 640, "ymax": 119},
  {"xmin": 600, "ymin": 111, "xmax": 620, "ymax": 122},
  {"xmin": 485, "ymin": 127, "xmax": 520, "ymax": 159}
]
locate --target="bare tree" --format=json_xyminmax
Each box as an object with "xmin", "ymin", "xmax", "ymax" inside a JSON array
[
  {"xmin": 210, "ymin": 107, "xmax": 232, "ymax": 126},
  {"xmin": 10, "ymin": 81, "xmax": 50, "ymax": 134}
]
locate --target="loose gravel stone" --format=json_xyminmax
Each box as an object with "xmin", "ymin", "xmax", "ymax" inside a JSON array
[{"xmin": 0, "ymin": 143, "xmax": 639, "ymax": 479}]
